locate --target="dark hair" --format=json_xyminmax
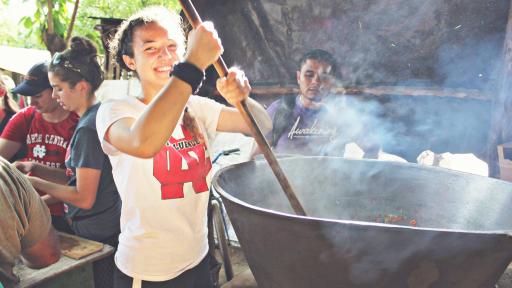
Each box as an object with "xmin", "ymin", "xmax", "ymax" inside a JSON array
[
  {"xmin": 2, "ymin": 92, "xmax": 19, "ymax": 115},
  {"xmin": 111, "ymin": 17, "xmax": 147, "ymax": 72},
  {"xmin": 298, "ymin": 49, "xmax": 338, "ymax": 76},
  {"xmin": 49, "ymin": 37, "xmax": 104, "ymax": 94},
  {"xmin": 110, "ymin": 6, "xmax": 185, "ymax": 72},
  {"xmin": 271, "ymin": 49, "xmax": 337, "ymax": 146}
]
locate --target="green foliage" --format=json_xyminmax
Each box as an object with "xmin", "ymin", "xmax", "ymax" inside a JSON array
[
  {"xmin": 78, "ymin": 0, "xmax": 179, "ymax": 19},
  {"xmin": 0, "ymin": 1, "xmax": 44, "ymax": 48},
  {"xmin": 74, "ymin": 0, "xmax": 180, "ymax": 53},
  {"xmin": 1, "ymin": 0, "xmax": 180, "ymax": 53},
  {"xmin": 12, "ymin": 0, "xmax": 73, "ymax": 50}
]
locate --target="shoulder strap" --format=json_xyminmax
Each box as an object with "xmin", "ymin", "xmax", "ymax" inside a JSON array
[{"xmin": 271, "ymin": 95, "xmax": 296, "ymax": 147}]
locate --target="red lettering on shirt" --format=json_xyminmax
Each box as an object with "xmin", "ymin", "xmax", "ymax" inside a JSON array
[{"xmin": 153, "ymin": 125, "xmax": 212, "ymax": 200}]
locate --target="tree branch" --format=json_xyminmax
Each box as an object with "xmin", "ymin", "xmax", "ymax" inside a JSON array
[
  {"xmin": 46, "ymin": 0, "xmax": 54, "ymax": 34},
  {"xmin": 65, "ymin": 0, "xmax": 80, "ymax": 46}
]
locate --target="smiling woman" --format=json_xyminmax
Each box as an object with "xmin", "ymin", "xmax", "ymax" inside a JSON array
[{"xmin": 95, "ymin": 6, "xmax": 271, "ymax": 288}]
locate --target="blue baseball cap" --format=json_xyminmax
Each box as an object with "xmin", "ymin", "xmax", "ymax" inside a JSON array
[{"xmin": 11, "ymin": 62, "xmax": 52, "ymax": 96}]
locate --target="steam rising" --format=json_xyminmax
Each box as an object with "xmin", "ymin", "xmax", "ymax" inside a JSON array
[{"xmin": 317, "ymin": 92, "xmax": 492, "ymax": 162}]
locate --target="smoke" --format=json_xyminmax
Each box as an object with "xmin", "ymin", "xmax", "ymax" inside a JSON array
[
  {"xmin": 319, "ymin": 95, "xmax": 403, "ymax": 158},
  {"xmin": 263, "ymin": 0, "xmax": 508, "ymax": 87},
  {"xmin": 315, "ymin": 90, "xmax": 493, "ymax": 162},
  {"xmin": 436, "ymin": 34, "xmax": 503, "ymax": 91}
]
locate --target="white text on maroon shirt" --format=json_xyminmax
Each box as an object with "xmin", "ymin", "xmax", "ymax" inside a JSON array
[{"xmin": 26, "ymin": 133, "xmax": 69, "ymax": 148}]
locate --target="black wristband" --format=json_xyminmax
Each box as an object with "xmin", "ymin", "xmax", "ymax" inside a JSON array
[{"xmin": 170, "ymin": 62, "xmax": 205, "ymax": 94}]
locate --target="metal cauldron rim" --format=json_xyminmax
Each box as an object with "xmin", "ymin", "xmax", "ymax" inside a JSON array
[{"xmin": 212, "ymin": 156, "xmax": 512, "ymax": 236}]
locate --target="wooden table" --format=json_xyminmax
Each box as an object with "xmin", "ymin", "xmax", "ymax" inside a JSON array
[{"xmin": 13, "ymin": 234, "xmax": 114, "ymax": 288}]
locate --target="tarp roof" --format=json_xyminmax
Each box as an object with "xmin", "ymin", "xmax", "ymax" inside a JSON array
[
  {"xmin": 192, "ymin": 0, "xmax": 510, "ymax": 91},
  {"xmin": 0, "ymin": 46, "xmax": 51, "ymax": 75}
]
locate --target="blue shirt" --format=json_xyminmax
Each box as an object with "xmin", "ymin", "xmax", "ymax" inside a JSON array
[{"xmin": 65, "ymin": 103, "xmax": 121, "ymax": 241}]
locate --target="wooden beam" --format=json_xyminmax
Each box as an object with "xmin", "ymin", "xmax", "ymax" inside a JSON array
[{"xmin": 243, "ymin": 85, "xmax": 490, "ymax": 100}]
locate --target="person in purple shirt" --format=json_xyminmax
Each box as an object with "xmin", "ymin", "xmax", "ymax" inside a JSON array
[{"xmin": 263, "ymin": 49, "xmax": 349, "ymax": 156}]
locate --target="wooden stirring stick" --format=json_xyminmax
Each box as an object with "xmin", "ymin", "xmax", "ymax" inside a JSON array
[{"xmin": 178, "ymin": 0, "xmax": 307, "ymax": 216}]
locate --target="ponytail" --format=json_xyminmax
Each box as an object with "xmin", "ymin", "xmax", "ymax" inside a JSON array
[{"xmin": 182, "ymin": 107, "xmax": 205, "ymax": 144}]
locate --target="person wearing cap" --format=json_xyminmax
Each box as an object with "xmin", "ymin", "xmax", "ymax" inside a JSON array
[{"xmin": 0, "ymin": 62, "xmax": 79, "ymax": 233}]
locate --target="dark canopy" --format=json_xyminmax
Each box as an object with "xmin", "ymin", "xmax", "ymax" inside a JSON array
[{"xmin": 193, "ymin": 0, "xmax": 509, "ymax": 90}]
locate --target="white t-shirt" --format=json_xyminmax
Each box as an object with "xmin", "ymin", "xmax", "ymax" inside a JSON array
[{"xmin": 96, "ymin": 96, "xmax": 223, "ymax": 281}]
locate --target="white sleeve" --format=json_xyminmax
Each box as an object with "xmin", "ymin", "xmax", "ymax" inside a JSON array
[
  {"xmin": 96, "ymin": 99, "xmax": 139, "ymax": 156},
  {"xmin": 187, "ymin": 96, "xmax": 224, "ymax": 141}
]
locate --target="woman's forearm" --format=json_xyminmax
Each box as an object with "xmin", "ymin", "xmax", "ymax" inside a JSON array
[
  {"xmin": 31, "ymin": 163, "xmax": 70, "ymax": 184},
  {"xmin": 106, "ymin": 78, "xmax": 193, "ymax": 159},
  {"xmin": 28, "ymin": 177, "xmax": 92, "ymax": 209}
]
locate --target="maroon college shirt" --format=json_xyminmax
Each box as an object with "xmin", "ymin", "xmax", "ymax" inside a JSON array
[{"xmin": 1, "ymin": 106, "xmax": 79, "ymax": 216}]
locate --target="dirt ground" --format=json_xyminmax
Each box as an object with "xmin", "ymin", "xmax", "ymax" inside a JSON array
[
  {"xmin": 216, "ymin": 246, "xmax": 248, "ymax": 286},
  {"xmin": 498, "ymin": 266, "xmax": 512, "ymax": 288}
]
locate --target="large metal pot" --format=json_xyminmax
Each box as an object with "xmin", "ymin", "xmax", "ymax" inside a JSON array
[{"xmin": 213, "ymin": 157, "xmax": 512, "ymax": 288}]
